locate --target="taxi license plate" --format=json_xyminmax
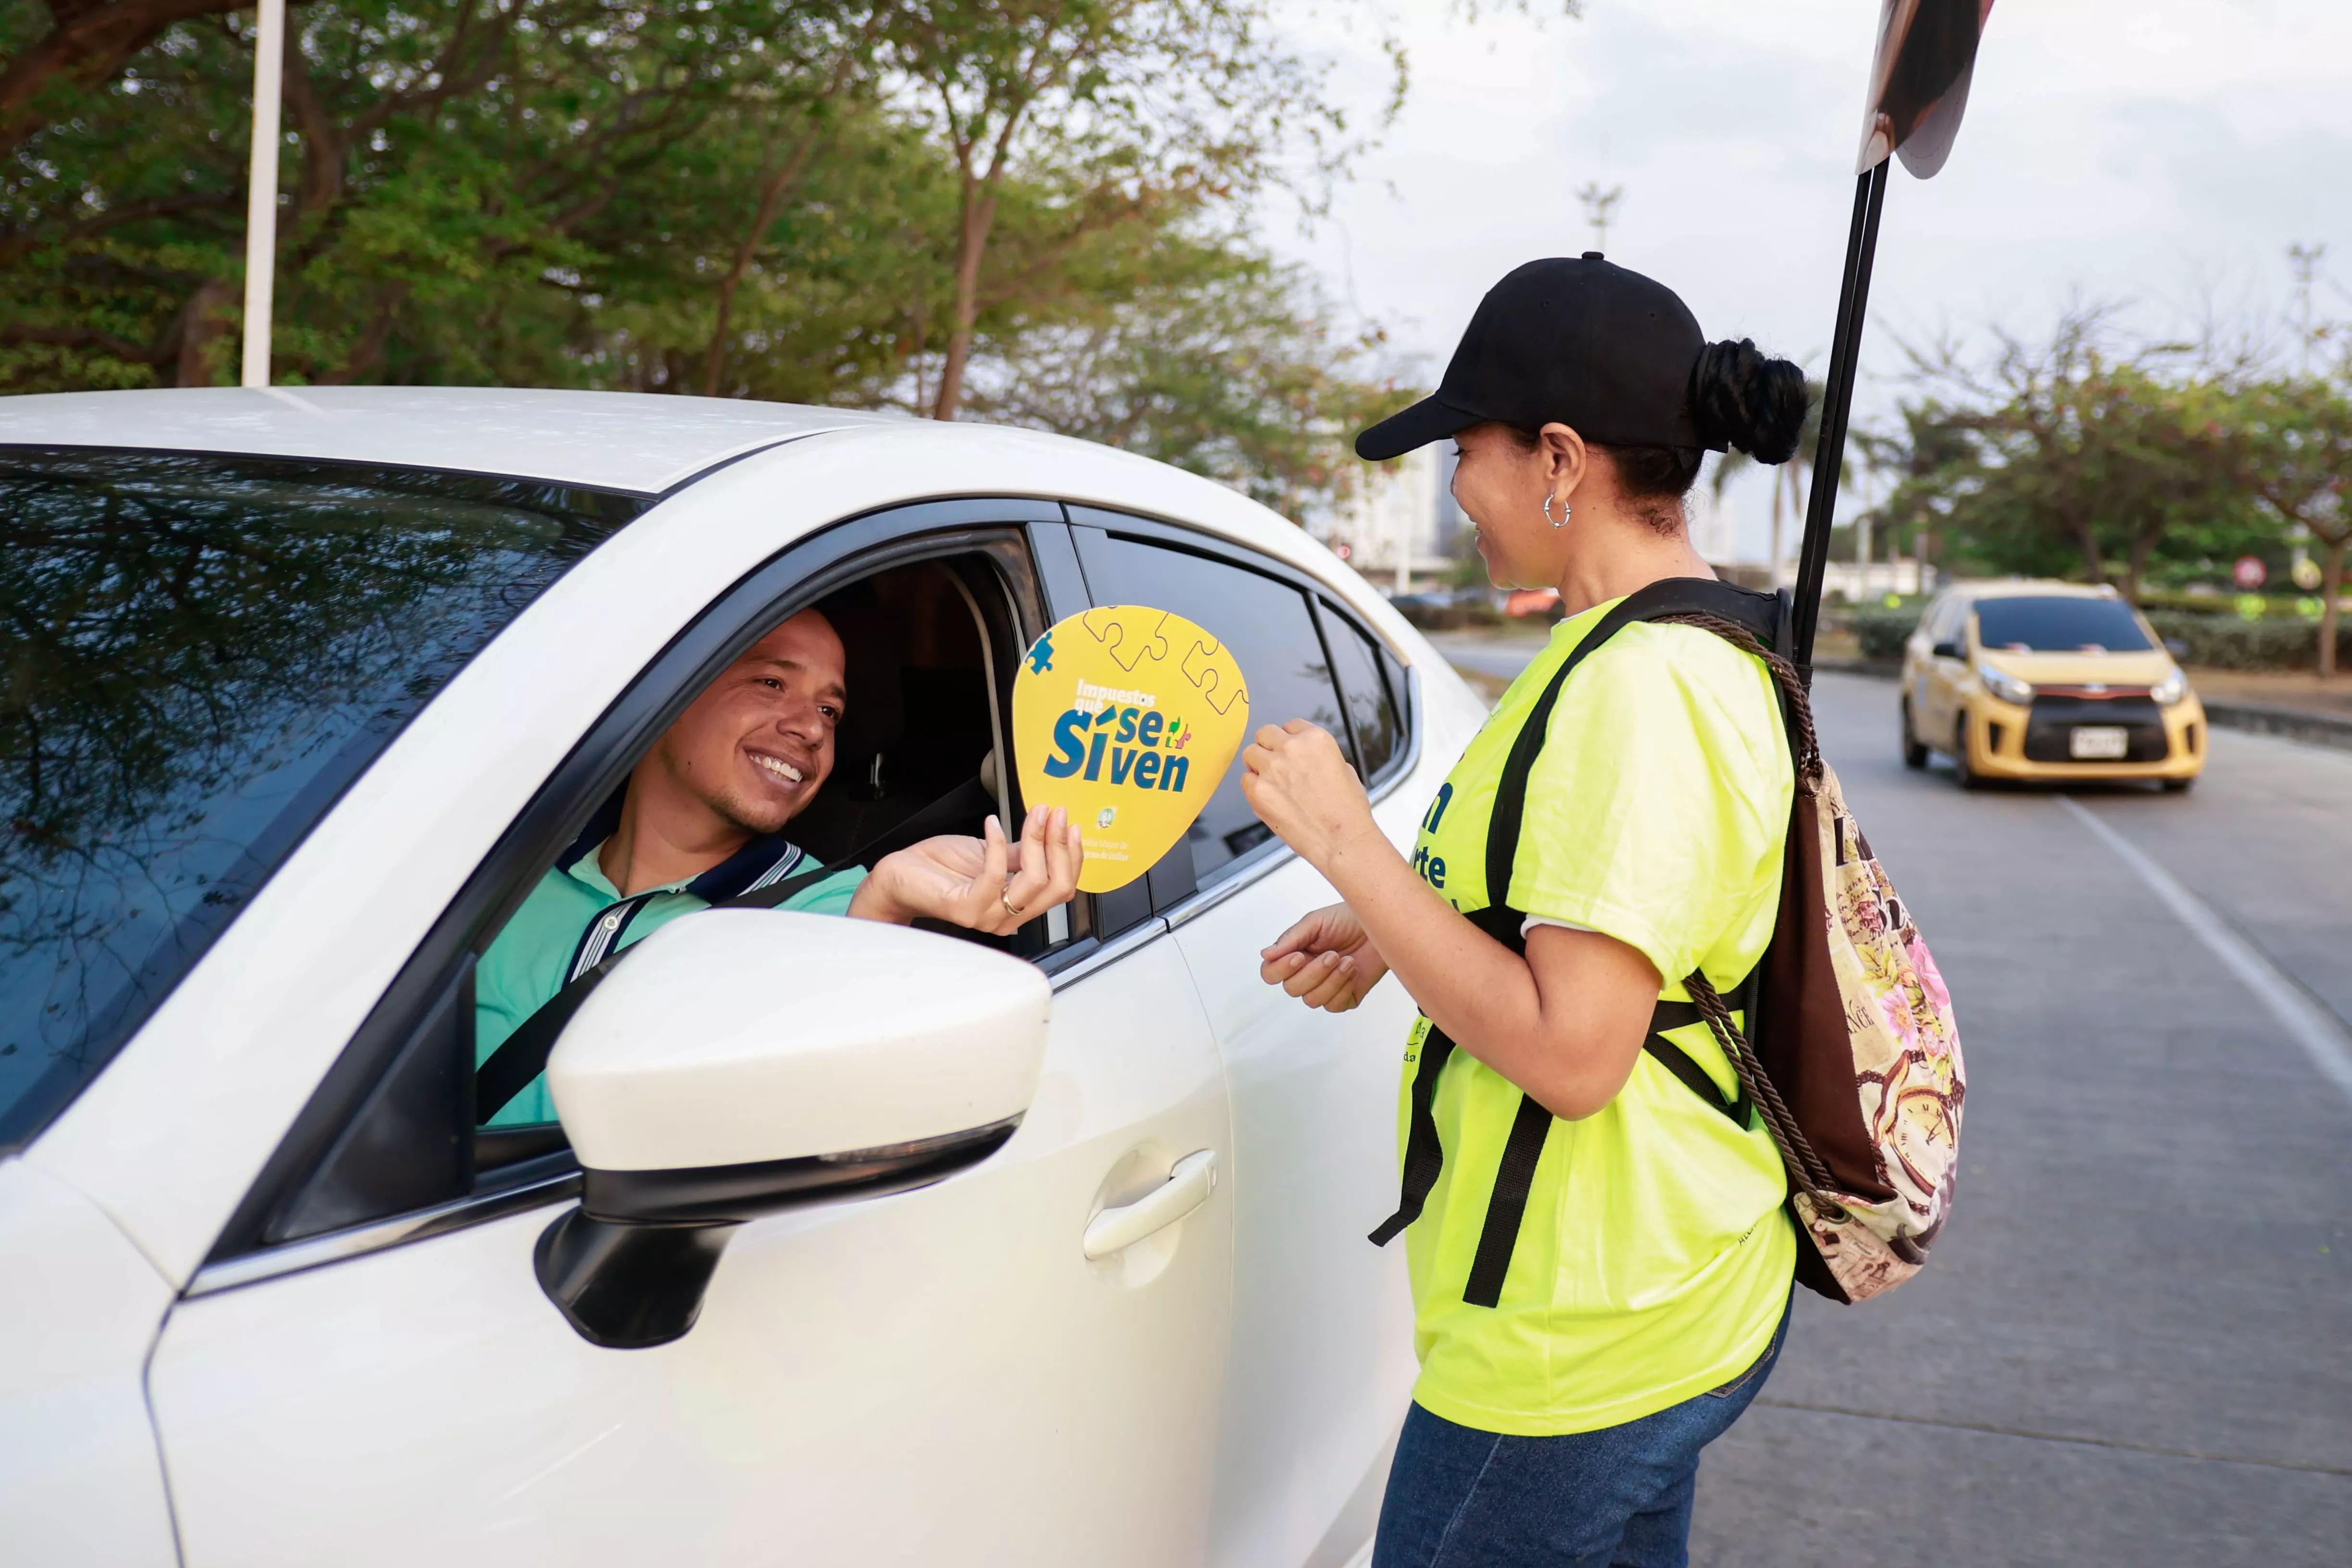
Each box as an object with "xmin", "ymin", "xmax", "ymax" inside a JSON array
[{"xmin": 2070, "ymin": 726, "xmax": 2129, "ymax": 760}]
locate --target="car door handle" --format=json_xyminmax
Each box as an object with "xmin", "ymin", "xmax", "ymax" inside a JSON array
[{"xmin": 1083, "ymin": 1150, "xmax": 1217, "ymax": 1260}]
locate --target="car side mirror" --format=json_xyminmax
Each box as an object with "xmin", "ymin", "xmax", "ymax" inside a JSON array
[
  {"xmin": 534, "ymin": 911, "xmax": 1050, "ymax": 1348},
  {"xmin": 1931, "ymin": 640, "xmax": 1963, "ymax": 661},
  {"xmin": 2164, "ymin": 637, "xmax": 2189, "ymax": 661}
]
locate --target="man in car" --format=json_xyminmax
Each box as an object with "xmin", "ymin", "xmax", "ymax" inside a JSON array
[{"xmin": 476, "ymin": 607, "xmax": 1082, "ymax": 1125}]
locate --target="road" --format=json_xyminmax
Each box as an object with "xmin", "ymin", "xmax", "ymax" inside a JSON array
[{"xmin": 1436, "ymin": 640, "xmax": 2352, "ymax": 1566}]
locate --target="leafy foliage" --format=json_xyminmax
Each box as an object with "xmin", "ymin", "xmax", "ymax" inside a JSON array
[
  {"xmin": 1865, "ymin": 312, "xmax": 2304, "ymax": 601},
  {"xmin": 1, "ymin": 0, "xmax": 1411, "ymax": 514}
]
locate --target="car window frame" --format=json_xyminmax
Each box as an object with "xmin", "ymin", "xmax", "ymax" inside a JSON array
[
  {"xmin": 1059, "ymin": 506, "xmax": 1421, "ymax": 931},
  {"xmin": 198, "ymin": 498, "xmax": 1076, "ymax": 1285}
]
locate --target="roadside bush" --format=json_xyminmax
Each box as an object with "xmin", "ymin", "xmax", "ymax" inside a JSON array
[
  {"xmin": 1850, "ymin": 607, "xmax": 1924, "ymax": 662},
  {"xmin": 2143, "ymin": 612, "xmax": 2352, "ymax": 672}
]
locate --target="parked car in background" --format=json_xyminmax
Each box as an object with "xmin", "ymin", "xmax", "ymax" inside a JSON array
[
  {"xmin": 0, "ymin": 388, "xmax": 1492, "ymax": 1568},
  {"xmin": 1901, "ymin": 580, "xmax": 2206, "ymax": 791}
]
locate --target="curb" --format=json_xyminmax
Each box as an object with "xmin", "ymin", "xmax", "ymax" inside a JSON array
[{"xmin": 2202, "ymin": 701, "xmax": 2352, "ymax": 753}]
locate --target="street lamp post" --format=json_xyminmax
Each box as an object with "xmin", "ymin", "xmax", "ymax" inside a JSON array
[{"xmin": 240, "ymin": 0, "xmax": 286, "ymax": 388}]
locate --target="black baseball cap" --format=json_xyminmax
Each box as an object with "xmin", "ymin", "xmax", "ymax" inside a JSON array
[{"xmin": 1356, "ymin": 254, "xmax": 1718, "ymax": 461}]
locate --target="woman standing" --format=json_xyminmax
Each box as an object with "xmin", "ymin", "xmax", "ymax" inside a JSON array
[{"xmin": 1241, "ymin": 255, "xmax": 1809, "ymax": 1567}]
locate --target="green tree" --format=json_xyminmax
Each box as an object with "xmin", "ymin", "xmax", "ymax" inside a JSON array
[
  {"xmin": 1873, "ymin": 314, "xmax": 2269, "ymax": 601},
  {"xmin": 965, "ymin": 251, "xmax": 1400, "ymax": 514},
  {"xmin": 0, "ymin": 0, "xmax": 1435, "ymax": 518},
  {"xmin": 2231, "ymin": 376, "xmax": 2352, "ymax": 676},
  {"xmin": 878, "ymin": 0, "xmax": 1366, "ymax": 419}
]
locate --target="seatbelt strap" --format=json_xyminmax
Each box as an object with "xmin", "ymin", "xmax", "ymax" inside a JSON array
[{"xmin": 475, "ymin": 776, "xmax": 995, "ymax": 1123}]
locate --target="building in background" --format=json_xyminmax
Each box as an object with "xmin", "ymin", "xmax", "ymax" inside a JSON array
[
  {"xmin": 1818, "ymin": 558, "xmax": 1933, "ymax": 601},
  {"xmin": 1319, "ymin": 448, "xmax": 1917, "ymax": 602},
  {"xmin": 1322, "ymin": 445, "xmax": 1458, "ymax": 593}
]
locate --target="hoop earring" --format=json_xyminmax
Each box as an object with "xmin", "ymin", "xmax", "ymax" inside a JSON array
[{"xmin": 1543, "ymin": 494, "xmax": 1571, "ymax": 527}]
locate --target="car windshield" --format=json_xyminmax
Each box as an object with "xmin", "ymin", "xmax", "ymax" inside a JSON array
[
  {"xmin": 1974, "ymin": 596, "xmax": 2152, "ymax": 653},
  {"xmin": 0, "ymin": 449, "xmax": 645, "ymax": 1150}
]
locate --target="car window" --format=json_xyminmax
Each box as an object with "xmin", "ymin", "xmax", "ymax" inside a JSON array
[
  {"xmin": 232, "ymin": 516, "xmax": 1065, "ymax": 1253},
  {"xmin": 0, "ymin": 449, "xmax": 642, "ymax": 1152},
  {"xmin": 1319, "ymin": 601, "xmax": 1403, "ymax": 781},
  {"xmin": 1975, "ymin": 596, "xmax": 2152, "ymax": 653},
  {"xmin": 1071, "ymin": 530, "xmax": 1348, "ymax": 879},
  {"xmin": 469, "ymin": 553, "xmax": 1044, "ymax": 1143}
]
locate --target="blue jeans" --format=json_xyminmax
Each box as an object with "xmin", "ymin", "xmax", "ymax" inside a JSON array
[{"xmin": 1372, "ymin": 1298, "xmax": 1790, "ymax": 1568}]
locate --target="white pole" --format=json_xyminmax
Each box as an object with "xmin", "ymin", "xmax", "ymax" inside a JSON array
[{"xmin": 240, "ymin": 0, "xmax": 286, "ymax": 388}]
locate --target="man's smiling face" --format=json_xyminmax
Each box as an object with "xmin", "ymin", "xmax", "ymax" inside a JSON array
[{"xmin": 647, "ymin": 608, "xmax": 846, "ymax": 838}]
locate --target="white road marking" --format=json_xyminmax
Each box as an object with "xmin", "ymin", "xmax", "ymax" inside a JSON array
[{"xmin": 2059, "ymin": 794, "xmax": 2352, "ymax": 1107}]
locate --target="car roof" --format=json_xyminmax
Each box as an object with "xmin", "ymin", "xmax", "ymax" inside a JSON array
[
  {"xmin": 0, "ymin": 385, "xmax": 1426, "ymax": 653},
  {"xmin": 0, "ymin": 386, "xmax": 901, "ymax": 494},
  {"xmin": 1944, "ymin": 579, "xmax": 2123, "ymax": 602}
]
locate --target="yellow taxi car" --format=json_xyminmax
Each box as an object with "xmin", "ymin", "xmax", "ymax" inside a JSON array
[{"xmin": 1900, "ymin": 580, "xmax": 2205, "ymax": 791}]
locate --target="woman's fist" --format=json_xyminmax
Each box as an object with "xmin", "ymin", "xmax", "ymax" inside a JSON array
[{"xmin": 1238, "ymin": 719, "xmax": 1376, "ymax": 871}]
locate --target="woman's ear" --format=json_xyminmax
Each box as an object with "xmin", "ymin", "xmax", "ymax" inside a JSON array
[{"xmin": 1537, "ymin": 423, "xmax": 1589, "ymax": 497}]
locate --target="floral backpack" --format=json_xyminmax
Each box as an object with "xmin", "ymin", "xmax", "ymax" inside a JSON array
[
  {"xmin": 1374, "ymin": 578, "xmax": 1965, "ymax": 1305},
  {"xmin": 1666, "ymin": 599, "xmax": 1967, "ymax": 1303}
]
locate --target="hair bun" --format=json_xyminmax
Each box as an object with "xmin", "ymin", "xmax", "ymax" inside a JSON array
[{"xmin": 1691, "ymin": 339, "xmax": 1808, "ymax": 464}]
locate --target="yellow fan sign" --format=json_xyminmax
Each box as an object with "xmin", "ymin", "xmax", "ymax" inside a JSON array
[{"xmin": 1013, "ymin": 605, "xmax": 1250, "ymax": 893}]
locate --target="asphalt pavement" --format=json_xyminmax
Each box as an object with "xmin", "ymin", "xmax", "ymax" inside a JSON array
[{"xmin": 1435, "ymin": 639, "xmax": 2352, "ymax": 1567}]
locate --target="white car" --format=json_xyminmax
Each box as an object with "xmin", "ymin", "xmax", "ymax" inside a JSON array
[{"xmin": 0, "ymin": 389, "xmax": 1488, "ymax": 1568}]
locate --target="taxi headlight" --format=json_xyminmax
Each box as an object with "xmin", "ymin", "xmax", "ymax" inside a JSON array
[
  {"xmin": 2152, "ymin": 669, "xmax": 2188, "ymax": 706},
  {"xmin": 1977, "ymin": 664, "xmax": 2034, "ymax": 706}
]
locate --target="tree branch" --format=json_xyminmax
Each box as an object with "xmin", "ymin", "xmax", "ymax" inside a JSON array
[{"xmin": 0, "ymin": 0, "xmax": 281, "ymax": 158}]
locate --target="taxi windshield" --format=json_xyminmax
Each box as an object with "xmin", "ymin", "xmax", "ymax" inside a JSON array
[
  {"xmin": 1974, "ymin": 596, "xmax": 2152, "ymax": 654},
  {"xmin": 0, "ymin": 449, "xmax": 644, "ymax": 1152}
]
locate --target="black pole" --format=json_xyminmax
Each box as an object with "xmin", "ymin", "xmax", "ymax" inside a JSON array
[{"xmin": 1789, "ymin": 159, "xmax": 1890, "ymax": 668}]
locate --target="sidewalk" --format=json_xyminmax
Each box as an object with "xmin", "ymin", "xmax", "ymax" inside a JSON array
[{"xmin": 2185, "ymin": 670, "xmax": 2352, "ymax": 751}]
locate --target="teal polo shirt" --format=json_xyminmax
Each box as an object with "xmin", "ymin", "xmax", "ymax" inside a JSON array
[{"xmin": 475, "ymin": 835, "xmax": 866, "ymax": 1126}]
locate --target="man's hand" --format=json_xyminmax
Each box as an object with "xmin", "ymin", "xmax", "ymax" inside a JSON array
[
  {"xmin": 848, "ymin": 804, "xmax": 1083, "ymax": 935},
  {"xmin": 1259, "ymin": 902, "xmax": 1390, "ymax": 1013},
  {"xmin": 1238, "ymin": 720, "xmax": 1379, "ymax": 872}
]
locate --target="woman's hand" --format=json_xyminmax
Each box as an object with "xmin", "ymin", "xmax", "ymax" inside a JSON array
[
  {"xmin": 1260, "ymin": 902, "xmax": 1390, "ymax": 1013},
  {"xmin": 850, "ymin": 804, "xmax": 1083, "ymax": 934},
  {"xmin": 1239, "ymin": 720, "xmax": 1379, "ymax": 872}
]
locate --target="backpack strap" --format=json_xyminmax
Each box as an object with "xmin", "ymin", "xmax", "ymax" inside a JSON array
[
  {"xmin": 1644, "ymin": 1001, "xmax": 1754, "ymax": 1127},
  {"xmin": 1365, "ymin": 578, "xmax": 1784, "ymax": 1306}
]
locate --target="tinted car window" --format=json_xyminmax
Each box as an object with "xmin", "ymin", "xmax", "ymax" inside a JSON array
[
  {"xmin": 1320, "ymin": 602, "xmax": 1402, "ymax": 780},
  {"xmin": 1072, "ymin": 530, "xmax": 1345, "ymax": 878},
  {"xmin": 1975, "ymin": 596, "xmax": 2152, "ymax": 653},
  {"xmin": 0, "ymin": 450, "xmax": 642, "ymax": 1150}
]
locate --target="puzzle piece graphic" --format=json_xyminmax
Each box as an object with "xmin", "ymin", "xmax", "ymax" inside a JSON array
[
  {"xmin": 1025, "ymin": 632, "xmax": 1055, "ymax": 674},
  {"xmin": 1080, "ymin": 604, "xmax": 1173, "ymax": 673},
  {"xmin": 1179, "ymin": 637, "xmax": 1247, "ymax": 715}
]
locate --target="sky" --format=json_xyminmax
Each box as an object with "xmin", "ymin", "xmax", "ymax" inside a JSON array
[{"xmin": 1274, "ymin": 0, "xmax": 2352, "ymax": 563}]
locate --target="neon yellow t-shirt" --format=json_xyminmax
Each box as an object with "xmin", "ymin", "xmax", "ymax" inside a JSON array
[{"xmin": 1399, "ymin": 596, "xmax": 1797, "ymax": 1436}]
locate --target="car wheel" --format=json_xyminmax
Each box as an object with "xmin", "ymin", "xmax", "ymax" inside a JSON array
[
  {"xmin": 1900, "ymin": 698, "xmax": 1929, "ymax": 769},
  {"xmin": 2161, "ymin": 776, "xmax": 2195, "ymax": 794},
  {"xmin": 1952, "ymin": 716, "xmax": 1983, "ymax": 790}
]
